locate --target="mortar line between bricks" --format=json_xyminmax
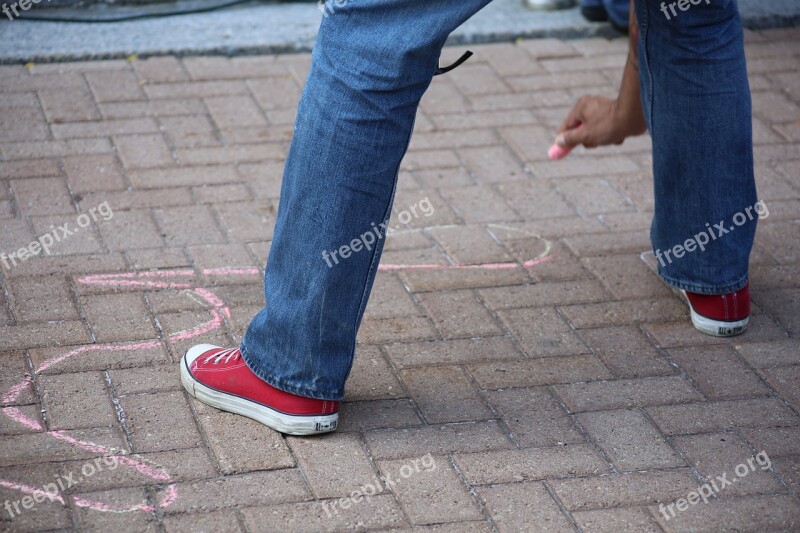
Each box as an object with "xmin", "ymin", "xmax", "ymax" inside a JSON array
[
  {"xmin": 462, "ymin": 359, "xmax": 522, "ymax": 450},
  {"xmin": 79, "ymin": 70, "xmax": 104, "ymax": 124},
  {"xmin": 723, "ymin": 342, "xmax": 800, "ymax": 420},
  {"xmin": 375, "ymin": 344, "xmax": 428, "ymax": 427},
  {"xmin": 0, "ymin": 270, "xmax": 17, "ymax": 325},
  {"xmin": 731, "ymin": 426, "xmax": 799, "ymax": 498},
  {"xmin": 483, "ymin": 225, "xmax": 538, "ymax": 285},
  {"xmin": 448, "ymin": 455, "xmax": 501, "ymax": 533},
  {"xmin": 543, "ymin": 385, "xmax": 619, "ymax": 476},
  {"xmin": 470, "ymin": 287, "xmax": 533, "ymax": 360},
  {"xmin": 103, "ymin": 370, "xmax": 136, "ymax": 453},
  {"xmin": 145, "ymin": 207, "xmax": 169, "ymax": 250},
  {"xmin": 541, "ymin": 479, "xmax": 583, "ymax": 533},
  {"xmin": 552, "ymin": 305, "xmax": 595, "ymax": 356},
  {"xmin": 141, "ymin": 292, "xmax": 174, "ymax": 362}
]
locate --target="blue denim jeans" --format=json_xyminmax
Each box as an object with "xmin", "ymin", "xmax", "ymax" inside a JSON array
[{"xmin": 241, "ymin": 0, "xmax": 757, "ymax": 400}]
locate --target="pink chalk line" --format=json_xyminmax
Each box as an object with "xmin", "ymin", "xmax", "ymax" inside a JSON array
[{"xmin": 1, "ymin": 250, "xmax": 551, "ymax": 515}]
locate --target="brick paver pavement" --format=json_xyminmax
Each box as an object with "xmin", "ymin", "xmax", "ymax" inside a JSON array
[{"xmin": 1, "ymin": 28, "xmax": 799, "ymax": 532}]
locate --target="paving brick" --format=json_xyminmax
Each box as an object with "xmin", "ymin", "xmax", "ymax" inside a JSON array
[
  {"xmin": 672, "ymin": 432, "xmax": 784, "ymax": 497},
  {"xmin": 578, "ymin": 326, "xmax": 673, "ymax": 378},
  {"xmin": 159, "ymin": 114, "xmax": 220, "ymax": 149},
  {"xmin": 362, "ymin": 274, "xmax": 420, "ymax": 320},
  {"xmin": 0, "ymin": 107, "xmax": 49, "ymax": 143},
  {"xmin": 157, "ymin": 469, "xmax": 310, "ymax": 514},
  {"xmin": 651, "ymin": 494, "xmax": 800, "ymax": 533},
  {"xmin": 0, "ymin": 159, "xmax": 60, "ymax": 180},
  {"xmin": 438, "ymin": 184, "xmax": 518, "ymax": 223},
  {"xmin": 551, "ymin": 469, "xmax": 699, "ymax": 511},
  {"xmin": 564, "ymin": 230, "xmax": 652, "ymax": 257},
  {"xmin": 343, "ymin": 346, "xmax": 405, "ymax": 401},
  {"xmin": 82, "ymin": 293, "xmax": 157, "ymax": 342},
  {"xmin": 496, "ymin": 180, "xmax": 576, "ymax": 219},
  {"xmin": 644, "ymin": 315, "xmax": 787, "ymax": 349},
  {"xmin": 63, "ymin": 154, "xmax": 127, "ymax": 193},
  {"xmin": 760, "ymin": 365, "xmax": 800, "ymax": 411},
  {"xmin": 108, "ymin": 364, "xmax": 180, "ymax": 395},
  {"xmin": 79, "ymin": 188, "xmax": 194, "ymax": 211},
  {"xmin": 357, "ymin": 315, "xmax": 438, "ymax": 345},
  {"xmin": 247, "ymin": 76, "xmax": 301, "ymax": 110},
  {"xmin": 668, "ymin": 345, "xmax": 771, "ymax": 400},
  {"xmin": 400, "ymin": 366, "xmax": 492, "ymax": 424},
  {"xmin": 0, "ymin": 320, "xmax": 91, "ymax": 350},
  {"xmin": 477, "ymin": 481, "xmax": 573, "ymax": 532},
  {"xmin": 467, "ymin": 354, "xmax": 612, "ymax": 389},
  {"xmin": 205, "ymin": 95, "xmax": 267, "ymax": 129},
  {"xmin": 398, "ymin": 263, "xmax": 529, "ymax": 292},
  {"xmin": 740, "ymin": 426, "xmax": 800, "ymax": 459},
  {"xmin": 121, "ymin": 390, "xmax": 203, "ymax": 452},
  {"xmin": 11, "ymin": 176, "xmax": 75, "ymax": 216},
  {"xmin": 73, "ymin": 487, "xmax": 157, "ymax": 532},
  {"xmin": 379, "ymin": 455, "xmax": 482, "ymax": 524},
  {"xmin": 479, "ymin": 279, "xmax": 609, "ymax": 310},
  {"xmin": 97, "ymin": 209, "xmax": 163, "ymax": 251},
  {"xmin": 241, "ymin": 494, "xmax": 406, "ymax": 532},
  {"xmin": 153, "ymin": 205, "xmax": 225, "ymax": 246},
  {"xmin": 458, "ymin": 145, "xmax": 526, "ymax": 183},
  {"xmin": 559, "ymin": 298, "xmax": 688, "ymax": 329},
  {"xmin": 364, "ymin": 421, "xmax": 513, "ymax": 460},
  {"xmin": 192, "ymin": 399, "xmax": 294, "ymax": 475},
  {"xmin": 214, "ymin": 200, "xmax": 276, "ymax": 241},
  {"xmin": 338, "ymin": 399, "xmax": 423, "ymax": 432},
  {"xmin": 288, "ymin": 433, "xmax": 378, "ymax": 499},
  {"xmin": 0, "ymin": 427, "xmax": 126, "ymax": 467},
  {"xmin": 114, "ymin": 133, "xmax": 174, "ymax": 169},
  {"xmin": 163, "ymin": 510, "xmax": 244, "ymax": 533},
  {"xmin": 647, "ymin": 398, "xmax": 800, "ymax": 436},
  {"xmin": 132, "ymin": 56, "xmax": 189, "ymax": 83},
  {"xmin": 8, "ymin": 275, "xmax": 79, "ymax": 322},
  {"xmin": 416, "ymin": 289, "xmax": 502, "ymax": 339},
  {"xmin": 52, "ymin": 117, "xmax": 158, "ymax": 139},
  {"xmin": 578, "ymin": 409, "xmax": 685, "ymax": 470},
  {"xmin": 384, "ymin": 336, "xmax": 521, "ymax": 369},
  {"xmin": 100, "ymin": 98, "xmax": 207, "ymax": 119},
  {"xmin": 498, "ymin": 307, "xmax": 589, "ymax": 358},
  {"xmin": 454, "ymin": 444, "xmax": 608, "ymax": 485},
  {"xmin": 0, "ymin": 463, "xmax": 72, "ymax": 530},
  {"xmin": 572, "ymin": 507, "xmax": 662, "ymax": 533},
  {"xmin": 38, "ymin": 85, "xmax": 101, "ymax": 122},
  {"xmin": 556, "ymin": 376, "xmax": 701, "ymax": 413},
  {"xmin": 144, "ymin": 80, "xmax": 249, "ymax": 99},
  {"xmin": 39, "ymin": 370, "xmax": 117, "ymax": 430},
  {"xmin": 486, "ymin": 387, "xmax": 584, "ymax": 448}
]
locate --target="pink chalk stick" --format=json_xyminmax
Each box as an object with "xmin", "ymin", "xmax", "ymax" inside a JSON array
[{"xmin": 548, "ymin": 143, "xmax": 574, "ymax": 160}]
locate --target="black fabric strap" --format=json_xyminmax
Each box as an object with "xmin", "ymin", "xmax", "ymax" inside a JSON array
[{"xmin": 433, "ymin": 50, "xmax": 473, "ymax": 76}]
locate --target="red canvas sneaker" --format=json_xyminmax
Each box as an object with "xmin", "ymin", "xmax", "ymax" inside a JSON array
[
  {"xmin": 181, "ymin": 345, "xmax": 339, "ymax": 435},
  {"xmin": 682, "ymin": 283, "xmax": 750, "ymax": 337}
]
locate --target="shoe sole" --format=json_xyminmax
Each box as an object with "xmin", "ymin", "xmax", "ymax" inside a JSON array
[
  {"xmin": 639, "ymin": 252, "xmax": 749, "ymax": 338},
  {"xmin": 180, "ymin": 352, "xmax": 338, "ymax": 436},
  {"xmin": 681, "ymin": 290, "xmax": 749, "ymax": 337}
]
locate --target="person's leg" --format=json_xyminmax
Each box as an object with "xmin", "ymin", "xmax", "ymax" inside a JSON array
[
  {"xmin": 240, "ymin": 0, "xmax": 493, "ymax": 401},
  {"xmin": 635, "ymin": 0, "xmax": 757, "ymax": 296}
]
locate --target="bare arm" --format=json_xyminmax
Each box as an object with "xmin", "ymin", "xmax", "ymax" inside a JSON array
[{"xmin": 556, "ymin": 0, "xmax": 647, "ymax": 149}]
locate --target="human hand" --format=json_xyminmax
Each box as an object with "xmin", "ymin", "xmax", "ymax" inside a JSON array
[{"xmin": 552, "ymin": 95, "xmax": 648, "ymax": 155}]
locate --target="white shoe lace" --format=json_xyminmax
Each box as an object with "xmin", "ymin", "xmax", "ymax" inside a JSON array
[{"xmin": 203, "ymin": 348, "xmax": 241, "ymax": 365}]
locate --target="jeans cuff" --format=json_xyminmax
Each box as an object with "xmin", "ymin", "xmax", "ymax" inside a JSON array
[
  {"xmin": 239, "ymin": 342, "xmax": 344, "ymax": 401},
  {"xmin": 657, "ymin": 270, "xmax": 749, "ymax": 295}
]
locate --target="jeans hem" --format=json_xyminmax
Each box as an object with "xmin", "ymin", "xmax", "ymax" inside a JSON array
[
  {"xmin": 657, "ymin": 271, "xmax": 749, "ymax": 295},
  {"xmin": 239, "ymin": 342, "xmax": 344, "ymax": 401}
]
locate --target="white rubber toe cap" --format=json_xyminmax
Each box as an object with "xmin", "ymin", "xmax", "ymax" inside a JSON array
[{"xmin": 183, "ymin": 344, "xmax": 222, "ymax": 366}]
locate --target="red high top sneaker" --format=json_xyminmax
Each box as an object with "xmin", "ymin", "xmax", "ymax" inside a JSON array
[
  {"xmin": 181, "ymin": 345, "xmax": 339, "ymax": 435},
  {"xmin": 682, "ymin": 283, "xmax": 750, "ymax": 337}
]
